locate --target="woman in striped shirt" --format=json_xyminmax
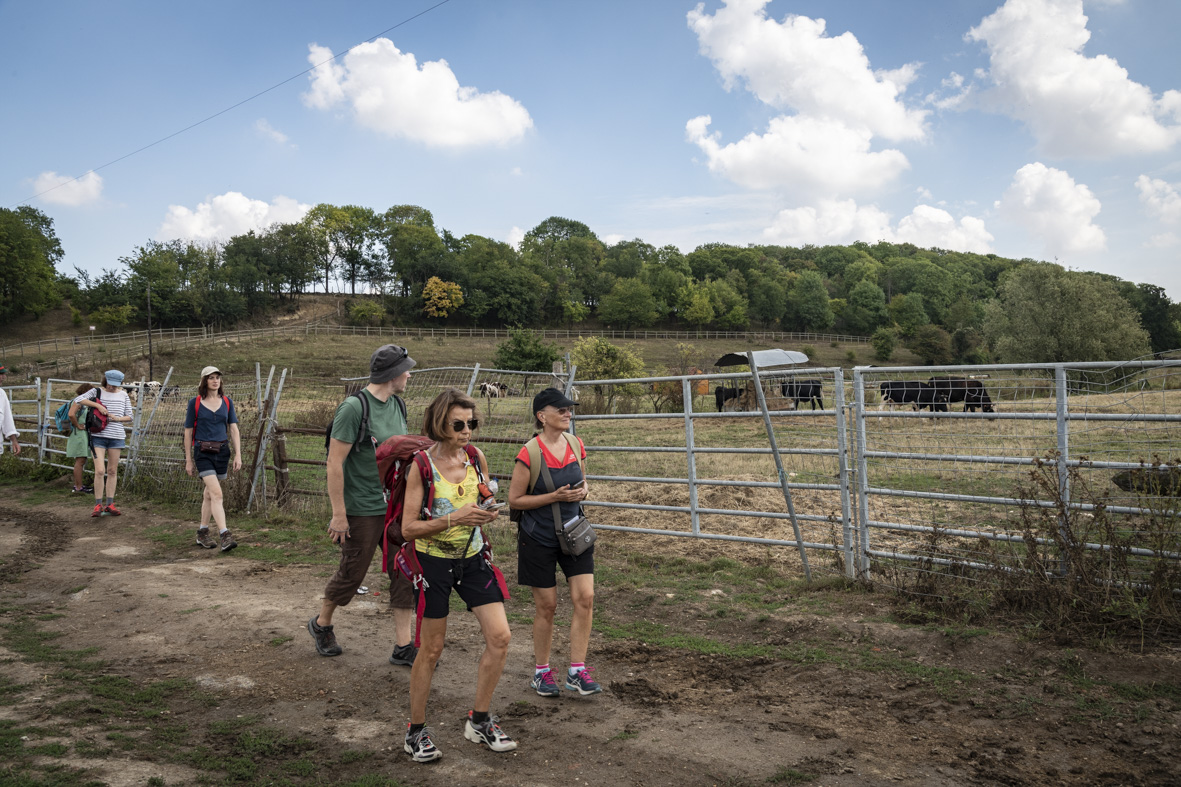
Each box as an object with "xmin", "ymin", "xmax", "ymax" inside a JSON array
[{"xmin": 74, "ymin": 369, "xmax": 135, "ymax": 517}]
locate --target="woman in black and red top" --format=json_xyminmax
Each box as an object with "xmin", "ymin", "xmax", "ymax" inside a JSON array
[{"xmin": 508, "ymin": 388, "xmax": 600, "ymax": 698}]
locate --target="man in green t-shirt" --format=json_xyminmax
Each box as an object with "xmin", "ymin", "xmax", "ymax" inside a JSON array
[{"xmin": 308, "ymin": 344, "xmax": 419, "ymax": 665}]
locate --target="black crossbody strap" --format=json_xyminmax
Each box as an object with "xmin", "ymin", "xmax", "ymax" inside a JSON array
[{"xmin": 536, "ymin": 458, "xmax": 568, "ymax": 541}]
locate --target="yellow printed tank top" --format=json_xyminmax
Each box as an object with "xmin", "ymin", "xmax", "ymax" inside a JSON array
[{"xmin": 415, "ymin": 456, "xmax": 481, "ymax": 558}]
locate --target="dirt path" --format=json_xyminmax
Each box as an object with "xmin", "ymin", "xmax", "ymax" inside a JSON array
[{"xmin": 1, "ymin": 498, "xmax": 1178, "ymax": 786}]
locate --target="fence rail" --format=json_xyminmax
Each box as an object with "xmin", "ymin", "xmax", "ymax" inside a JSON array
[
  {"xmin": 5, "ymin": 321, "xmax": 872, "ymax": 378},
  {"xmin": 5, "ymin": 357, "xmax": 1179, "ymax": 592}
]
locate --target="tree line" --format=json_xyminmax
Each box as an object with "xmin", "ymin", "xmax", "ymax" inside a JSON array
[{"xmin": 2, "ymin": 204, "xmax": 1178, "ymax": 364}]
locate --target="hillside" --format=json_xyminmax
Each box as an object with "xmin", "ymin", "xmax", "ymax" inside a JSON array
[{"xmin": 2, "ymin": 297, "xmax": 919, "ymax": 381}]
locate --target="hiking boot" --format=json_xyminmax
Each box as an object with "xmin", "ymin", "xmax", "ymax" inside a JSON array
[
  {"xmin": 219, "ymin": 530, "xmax": 237, "ymax": 552},
  {"xmin": 195, "ymin": 528, "xmax": 217, "ymax": 549},
  {"xmin": 389, "ymin": 643, "xmax": 418, "ymax": 666},
  {"xmin": 90, "ymin": 503, "xmax": 104, "ymax": 517},
  {"xmin": 81, "ymin": 484, "xmax": 94, "ymax": 493},
  {"xmin": 104, "ymin": 504, "xmax": 122, "ymax": 516},
  {"xmin": 404, "ymin": 725, "xmax": 442, "ymax": 763},
  {"xmin": 463, "ymin": 713, "xmax": 517, "ymax": 752},
  {"xmin": 530, "ymin": 669, "xmax": 561, "ymax": 698},
  {"xmin": 307, "ymin": 615, "xmax": 342, "ymax": 657},
  {"xmin": 565, "ymin": 667, "xmax": 602, "ymax": 696}
]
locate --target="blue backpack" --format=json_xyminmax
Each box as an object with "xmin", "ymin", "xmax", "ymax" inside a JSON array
[{"xmin": 53, "ymin": 401, "xmax": 73, "ymax": 435}]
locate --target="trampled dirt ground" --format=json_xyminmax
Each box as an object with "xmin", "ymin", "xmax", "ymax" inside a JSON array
[{"xmin": 1, "ymin": 493, "xmax": 1179, "ymax": 787}]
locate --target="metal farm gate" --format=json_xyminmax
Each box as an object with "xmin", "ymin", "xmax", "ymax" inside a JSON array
[{"xmin": 851, "ymin": 361, "xmax": 1181, "ymax": 590}]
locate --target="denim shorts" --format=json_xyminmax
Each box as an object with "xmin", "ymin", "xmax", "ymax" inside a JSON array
[
  {"xmin": 193, "ymin": 444, "xmax": 230, "ymax": 480},
  {"xmin": 90, "ymin": 436, "xmax": 126, "ymax": 450}
]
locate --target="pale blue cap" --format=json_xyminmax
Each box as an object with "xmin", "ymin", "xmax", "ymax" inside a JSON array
[{"xmin": 104, "ymin": 369, "xmax": 125, "ymax": 386}]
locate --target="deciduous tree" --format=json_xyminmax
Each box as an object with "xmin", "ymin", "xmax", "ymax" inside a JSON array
[{"xmin": 983, "ymin": 263, "xmax": 1151, "ymax": 362}]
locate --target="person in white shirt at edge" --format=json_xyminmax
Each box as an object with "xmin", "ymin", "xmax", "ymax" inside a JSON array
[
  {"xmin": 0, "ymin": 365, "xmax": 22, "ymax": 456},
  {"xmin": 73, "ymin": 369, "xmax": 134, "ymax": 517},
  {"xmin": 183, "ymin": 366, "xmax": 243, "ymax": 553}
]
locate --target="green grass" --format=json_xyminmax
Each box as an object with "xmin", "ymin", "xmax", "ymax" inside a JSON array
[{"xmin": 767, "ymin": 767, "xmax": 817, "ymax": 785}]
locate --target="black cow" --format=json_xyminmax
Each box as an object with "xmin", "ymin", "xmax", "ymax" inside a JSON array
[
  {"xmin": 927, "ymin": 377, "xmax": 995, "ymax": 414},
  {"xmin": 780, "ymin": 379, "xmax": 824, "ymax": 410},
  {"xmin": 879, "ymin": 381, "xmax": 947, "ymax": 413},
  {"xmin": 715, "ymin": 386, "xmax": 741, "ymax": 412}
]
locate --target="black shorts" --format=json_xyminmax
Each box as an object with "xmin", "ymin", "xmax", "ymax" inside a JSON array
[
  {"xmin": 517, "ymin": 527, "xmax": 594, "ymax": 589},
  {"xmin": 193, "ymin": 444, "xmax": 230, "ymax": 480},
  {"xmin": 415, "ymin": 551, "xmax": 505, "ymax": 618}
]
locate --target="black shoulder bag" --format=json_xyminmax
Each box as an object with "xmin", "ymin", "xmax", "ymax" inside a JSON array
[{"xmin": 537, "ymin": 458, "xmax": 596, "ymax": 557}]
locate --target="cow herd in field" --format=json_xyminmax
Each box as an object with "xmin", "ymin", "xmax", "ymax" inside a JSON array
[{"xmin": 713, "ymin": 376, "xmax": 997, "ymax": 416}]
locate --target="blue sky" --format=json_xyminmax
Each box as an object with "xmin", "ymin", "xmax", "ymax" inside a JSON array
[{"xmin": 4, "ymin": 0, "xmax": 1180, "ymax": 296}]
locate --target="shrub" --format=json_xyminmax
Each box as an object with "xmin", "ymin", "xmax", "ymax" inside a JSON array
[
  {"xmin": 871, "ymin": 328, "xmax": 896, "ymax": 362},
  {"xmin": 347, "ymin": 301, "xmax": 385, "ymax": 327},
  {"xmin": 801, "ymin": 344, "xmax": 816, "ymax": 359},
  {"xmin": 493, "ymin": 328, "xmax": 560, "ymax": 372},
  {"xmin": 571, "ymin": 336, "xmax": 645, "ymax": 413},
  {"xmin": 845, "ymin": 350, "xmax": 856, "ymax": 364}
]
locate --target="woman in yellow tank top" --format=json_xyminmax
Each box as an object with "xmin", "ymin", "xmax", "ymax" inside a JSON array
[
  {"xmin": 417, "ymin": 450, "xmax": 482, "ymax": 558},
  {"xmin": 400, "ymin": 389, "xmax": 516, "ymax": 762}
]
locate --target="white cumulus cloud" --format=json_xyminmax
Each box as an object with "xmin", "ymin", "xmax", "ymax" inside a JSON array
[
  {"xmin": 762, "ymin": 199, "xmax": 993, "ymax": 252},
  {"xmin": 505, "ymin": 226, "xmax": 525, "ymax": 249},
  {"xmin": 967, "ymin": 0, "xmax": 1181, "ymax": 157},
  {"xmin": 1136, "ymin": 175, "xmax": 1181, "ymax": 224},
  {"xmin": 255, "ymin": 119, "xmax": 294, "ymax": 148},
  {"xmin": 996, "ymin": 162, "xmax": 1106, "ymax": 255},
  {"xmin": 687, "ymin": 0, "xmax": 927, "ymax": 141},
  {"xmin": 32, "ymin": 171, "xmax": 103, "ymax": 206},
  {"xmin": 686, "ymin": 114, "xmax": 909, "ymax": 197},
  {"xmin": 158, "ymin": 192, "xmax": 312, "ymax": 243},
  {"xmin": 302, "ymin": 39, "xmax": 533, "ymax": 148}
]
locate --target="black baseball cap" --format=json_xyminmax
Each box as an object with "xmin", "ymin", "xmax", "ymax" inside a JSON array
[{"xmin": 532, "ymin": 387, "xmax": 577, "ymax": 414}]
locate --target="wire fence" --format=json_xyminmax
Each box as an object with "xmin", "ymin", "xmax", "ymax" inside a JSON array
[{"xmin": 5, "ymin": 358, "xmax": 1179, "ymax": 593}]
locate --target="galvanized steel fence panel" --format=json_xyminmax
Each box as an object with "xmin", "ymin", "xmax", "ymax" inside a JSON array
[
  {"xmin": 8, "ymin": 359, "xmax": 1180, "ymax": 592},
  {"xmin": 1, "ymin": 379, "xmax": 41, "ymax": 461},
  {"xmin": 570, "ymin": 366, "xmax": 854, "ymax": 579},
  {"xmin": 851, "ymin": 361, "xmax": 1181, "ymax": 589}
]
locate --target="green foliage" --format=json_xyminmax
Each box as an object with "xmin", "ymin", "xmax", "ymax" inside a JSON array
[
  {"xmin": 347, "ymin": 300, "xmax": 385, "ymax": 327},
  {"xmin": 0, "ymin": 207, "xmax": 62, "ymax": 324},
  {"xmin": 69, "ymin": 305, "xmax": 83, "ymax": 327},
  {"xmin": 493, "ymin": 328, "xmax": 560, "ymax": 372},
  {"xmin": 572, "ymin": 336, "xmax": 644, "ymax": 411},
  {"xmin": 983, "ymin": 263, "xmax": 1151, "ymax": 362},
  {"xmin": 598, "ymin": 278, "xmax": 659, "ymax": 328},
  {"xmin": 90, "ymin": 304, "xmax": 135, "ymax": 332},
  {"xmin": 679, "ymin": 283, "xmax": 715, "ymax": 327},
  {"xmin": 843, "ymin": 279, "xmax": 889, "ymax": 333},
  {"xmin": 908, "ymin": 325, "xmax": 953, "ymax": 365},
  {"xmin": 785, "ymin": 271, "xmax": 833, "ymax": 332},
  {"xmin": 889, "ymin": 292, "xmax": 929, "ymax": 337},
  {"xmin": 871, "ymin": 328, "xmax": 896, "ymax": 362}
]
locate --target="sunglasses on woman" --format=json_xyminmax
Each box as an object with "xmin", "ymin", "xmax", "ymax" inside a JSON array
[
  {"xmin": 450, "ymin": 418, "xmax": 479, "ymax": 432},
  {"xmin": 548, "ymin": 407, "xmax": 572, "ymax": 416}
]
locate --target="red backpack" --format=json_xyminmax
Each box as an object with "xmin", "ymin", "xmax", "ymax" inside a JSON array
[{"xmin": 375, "ymin": 435, "xmax": 508, "ymax": 647}]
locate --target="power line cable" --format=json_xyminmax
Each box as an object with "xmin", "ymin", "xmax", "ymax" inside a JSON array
[{"xmin": 10, "ymin": 0, "xmax": 454, "ymax": 209}]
